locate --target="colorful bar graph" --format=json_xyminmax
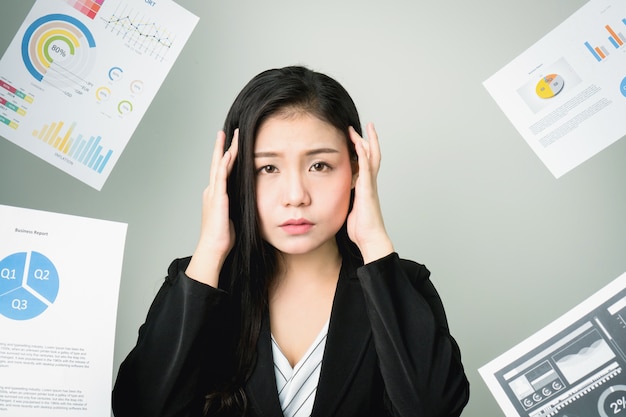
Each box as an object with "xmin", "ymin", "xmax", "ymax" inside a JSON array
[
  {"xmin": 585, "ymin": 17, "xmax": 626, "ymax": 62},
  {"xmin": 605, "ymin": 25, "xmax": 624, "ymax": 47},
  {"xmin": 585, "ymin": 42, "xmax": 604, "ymax": 61},
  {"xmin": 32, "ymin": 120, "xmax": 112, "ymax": 174},
  {"xmin": 66, "ymin": 0, "xmax": 105, "ymax": 19}
]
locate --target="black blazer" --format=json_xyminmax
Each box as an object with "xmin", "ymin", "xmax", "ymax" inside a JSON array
[{"xmin": 112, "ymin": 253, "xmax": 469, "ymax": 417}]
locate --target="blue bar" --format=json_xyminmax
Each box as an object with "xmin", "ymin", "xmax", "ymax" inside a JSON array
[
  {"xmin": 82, "ymin": 136, "xmax": 100, "ymax": 165},
  {"xmin": 93, "ymin": 154, "xmax": 103, "ymax": 171},
  {"xmin": 584, "ymin": 41, "xmax": 602, "ymax": 61},
  {"xmin": 74, "ymin": 139, "xmax": 86, "ymax": 161},
  {"xmin": 88, "ymin": 145, "xmax": 103, "ymax": 168},
  {"xmin": 97, "ymin": 150, "xmax": 113, "ymax": 174},
  {"xmin": 68, "ymin": 134, "xmax": 82, "ymax": 157},
  {"xmin": 78, "ymin": 136, "xmax": 95, "ymax": 162},
  {"xmin": 609, "ymin": 37, "xmax": 619, "ymax": 48}
]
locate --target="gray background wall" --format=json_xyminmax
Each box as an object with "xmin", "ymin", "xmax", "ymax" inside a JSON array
[{"xmin": 1, "ymin": 0, "xmax": 625, "ymax": 415}]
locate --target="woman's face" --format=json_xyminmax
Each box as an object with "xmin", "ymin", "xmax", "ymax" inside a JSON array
[{"xmin": 254, "ymin": 112, "xmax": 356, "ymax": 257}]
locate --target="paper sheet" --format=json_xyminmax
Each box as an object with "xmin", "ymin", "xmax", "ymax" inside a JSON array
[
  {"xmin": 0, "ymin": 0, "xmax": 198, "ymax": 190},
  {"xmin": 0, "ymin": 204, "xmax": 127, "ymax": 416},
  {"xmin": 484, "ymin": 0, "xmax": 626, "ymax": 178},
  {"xmin": 480, "ymin": 271, "xmax": 626, "ymax": 417}
]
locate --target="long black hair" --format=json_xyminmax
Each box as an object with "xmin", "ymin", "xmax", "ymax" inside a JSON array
[{"xmin": 204, "ymin": 66, "xmax": 363, "ymax": 415}]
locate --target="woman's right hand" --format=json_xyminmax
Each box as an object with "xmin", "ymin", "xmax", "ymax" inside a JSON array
[{"xmin": 185, "ymin": 129, "xmax": 239, "ymax": 287}]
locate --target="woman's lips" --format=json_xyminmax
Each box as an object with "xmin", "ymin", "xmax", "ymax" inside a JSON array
[{"xmin": 280, "ymin": 219, "xmax": 313, "ymax": 234}]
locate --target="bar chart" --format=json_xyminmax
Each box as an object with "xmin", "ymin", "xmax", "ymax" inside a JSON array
[
  {"xmin": 584, "ymin": 18, "xmax": 626, "ymax": 62},
  {"xmin": 32, "ymin": 120, "xmax": 113, "ymax": 174}
]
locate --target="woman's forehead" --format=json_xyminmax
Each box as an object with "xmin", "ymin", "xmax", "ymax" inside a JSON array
[{"xmin": 254, "ymin": 113, "xmax": 346, "ymax": 154}]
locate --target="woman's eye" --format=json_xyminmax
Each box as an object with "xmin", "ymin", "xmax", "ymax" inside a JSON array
[
  {"xmin": 310, "ymin": 162, "xmax": 330, "ymax": 172},
  {"xmin": 258, "ymin": 165, "xmax": 277, "ymax": 174}
]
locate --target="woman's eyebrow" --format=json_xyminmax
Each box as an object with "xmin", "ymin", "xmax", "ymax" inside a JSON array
[
  {"xmin": 254, "ymin": 151, "xmax": 278, "ymax": 158},
  {"xmin": 254, "ymin": 148, "xmax": 339, "ymax": 158},
  {"xmin": 306, "ymin": 148, "xmax": 340, "ymax": 156}
]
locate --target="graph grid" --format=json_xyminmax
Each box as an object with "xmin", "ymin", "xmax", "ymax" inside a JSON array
[{"xmin": 101, "ymin": 3, "xmax": 176, "ymax": 62}]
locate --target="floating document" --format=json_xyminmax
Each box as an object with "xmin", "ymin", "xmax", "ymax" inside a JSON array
[
  {"xmin": 0, "ymin": 0, "xmax": 198, "ymax": 190},
  {"xmin": 480, "ymin": 271, "xmax": 626, "ymax": 417},
  {"xmin": 0, "ymin": 204, "xmax": 127, "ymax": 416},
  {"xmin": 484, "ymin": 0, "xmax": 626, "ymax": 178}
]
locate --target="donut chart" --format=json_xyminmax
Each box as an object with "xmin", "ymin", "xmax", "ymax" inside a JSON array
[
  {"xmin": 536, "ymin": 74, "xmax": 565, "ymax": 99},
  {"xmin": 20, "ymin": 13, "xmax": 96, "ymax": 84},
  {"xmin": 598, "ymin": 384, "xmax": 626, "ymax": 417},
  {"xmin": 0, "ymin": 251, "xmax": 59, "ymax": 320}
]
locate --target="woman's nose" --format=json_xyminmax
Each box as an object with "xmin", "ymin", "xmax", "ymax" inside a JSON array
[{"xmin": 281, "ymin": 172, "xmax": 311, "ymax": 207}]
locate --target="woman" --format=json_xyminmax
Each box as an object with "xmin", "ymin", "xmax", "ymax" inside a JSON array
[{"xmin": 112, "ymin": 66, "xmax": 469, "ymax": 417}]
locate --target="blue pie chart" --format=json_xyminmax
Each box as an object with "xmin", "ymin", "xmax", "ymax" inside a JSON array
[{"xmin": 0, "ymin": 251, "xmax": 59, "ymax": 320}]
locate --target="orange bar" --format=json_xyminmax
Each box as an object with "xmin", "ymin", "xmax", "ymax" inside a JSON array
[
  {"xmin": 596, "ymin": 47, "xmax": 606, "ymax": 59},
  {"xmin": 48, "ymin": 122, "xmax": 63, "ymax": 145},
  {"xmin": 63, "ymin": 138, "xmax": 74, "ymax": 153},
  {"xmin": 38, "ymin": 126, "xmax": 47, "ymax": 139},
  {"xmin": 58, "ymin": 122, "xmax": 75, "ymax": 151},
  {"xmin": 43, "ymin": 122, "xmax": 57, "ymax": 143},
  {"xmin": 606, "ymin": 25, "xmax": 623, "ymax": 46}
]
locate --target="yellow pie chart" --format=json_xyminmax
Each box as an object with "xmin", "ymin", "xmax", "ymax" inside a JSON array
[{"xmin": 536, "ymin": 74, "xmax": 564, "ymax": 99}]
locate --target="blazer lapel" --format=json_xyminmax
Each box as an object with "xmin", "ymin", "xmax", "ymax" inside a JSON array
[
  {"xmin": 311, "ymin": 259, "xmax": 372, "ymax": 417},
  {"xmin": 246, "ymin": 314, "xmax": 284, "ymax": 416}
]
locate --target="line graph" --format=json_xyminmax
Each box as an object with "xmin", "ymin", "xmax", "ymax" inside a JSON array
[{"xmin": 101, "ymin": 3, "xmax": 176, "ymax": 62}]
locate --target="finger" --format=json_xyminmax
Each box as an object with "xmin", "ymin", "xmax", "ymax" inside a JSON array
[
  {"xmin": 212, "ymin": 145, "xmax": 232, "ymax": 197},
  {"xmin": 215, "ymin": 128, "xmax": 240, "ymax": 195},
  {"xmin": 349, "ymin": 126, "xmax": 371, "ymax": 180},
  {"xmin": 349, "ymin": 126, "xmax": 367, "ymax": 154},
  {"xmin": 350, "ymin": 126, "xmax": 371, "ymax": 160},
  {"xmin": 209, "ymin": 131, "xmax": 227, "ymax": 185},
  {"xmin": 365, "ymin": 123, "xmax": 381, "ymax": 171},
  {"xmin": 225, "ymin": 129, "xmax": 239, "ymax": 174}
]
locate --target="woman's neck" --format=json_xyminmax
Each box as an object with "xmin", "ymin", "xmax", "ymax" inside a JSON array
[
  {"xmin": 274, "ymin": 240, "xmax": 342, "ymax": 288},
  {"xmin": 268, "ymin": 239, "xmax": 342, "ymax": 367}
]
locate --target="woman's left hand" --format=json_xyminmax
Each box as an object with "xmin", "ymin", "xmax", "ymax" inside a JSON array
[{"xmin": 347, "ymin": 123, "xmax": 394, "ymax": 263}]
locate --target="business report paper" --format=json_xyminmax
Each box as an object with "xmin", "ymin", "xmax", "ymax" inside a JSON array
[
  {"xmin": 0, "ymin": 204, "xmax": 127, "ymax": 416},
  {"xmin": 484, "ymin": 0, "xmax": 626, "ymax": 178},
  {"xmin": 0, "ymin": 0, "xmax": 198, "ymax": 190}
]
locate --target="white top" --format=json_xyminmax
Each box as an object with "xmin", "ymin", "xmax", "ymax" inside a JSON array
[{"xmin": 271, "ymin": 320, "xmax": 329, "ymax": 417}]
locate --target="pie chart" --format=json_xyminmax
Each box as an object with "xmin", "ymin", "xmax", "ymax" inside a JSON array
[
  {"xmin": 536, "ymin": 74, "xmax": 565, "ymax": 99},
  {"xmin": 0, "ymin": 251, "xmax": 59, "ymax": 320}
]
